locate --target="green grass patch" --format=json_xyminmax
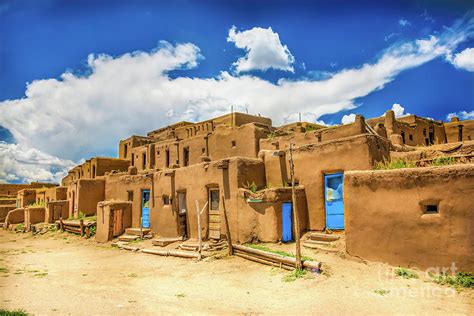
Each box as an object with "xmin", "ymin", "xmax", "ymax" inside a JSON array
[
  {"xmin": 395, "ymin": 267, "xmax": 418, "ymax": 279},
  {"xmin": 431, "ymin": 272, "xmax": 473, "ymax": 289},
  {"xmin": 431, "ymin": 156, "xmax": 456, "ymax": 166},
  {"xmin": 175, "ymin": 293, "xmax": 186, "ymax": 298},
  {"xmin": 128, "ymin": 273, "xmax": 138, "ymax": 278},
  {"xmin": 374, "ymin": 289, "xmax": 390, "ymax": 296},
  {"xmin": 0, "ymin": 267, "xmax": 9, "ymax": 273},
  {"xmin": 374, "ymin": 159, "xmax": 416, "ymax": 170},
  {"xmin": 0, "ymin": 309, "xmax": 29, "ymax": 316},
  {"xmin": 282, "ymin": 269, "xmax": 308, "ymax": 282},
  {"xmin": 244, "ymin": 243, "xmax": 313, "ymax": 261},
  {"xmin": 33, "ymin": 272, "xmax": 48, "ymax": 278}
]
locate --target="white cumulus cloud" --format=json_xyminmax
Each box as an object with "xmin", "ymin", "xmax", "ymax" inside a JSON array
[
  {"xmin": 447, "ymin": 110, "xmax": 474, "ymax": 120},
  {"xmin": 0, "ymin": 142, "xmax": 75, "ymax": 184},
  {"xmin": 391, "ymin": 103, "xmax": 410, "ymax": 117},
  {"xmin": 341, "ymin": 113, "xmax": 356, "ymax": 124},
  {"xmin": 227, "ymin": 26, "xmax": 295, "ymax": 73},
  {"xmin": 447, "ymin": 47, "xmax": 474, "ymax": 72}
]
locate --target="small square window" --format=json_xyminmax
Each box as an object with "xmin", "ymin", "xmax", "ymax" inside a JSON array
[
  {"xmin": 163, "ymin": 195, "xmax": 171, "ymax": 205},
  {"xmin": 231, "ymin": 140, "xmax": 236, "ymax": 147},
  {"xmin": 202, "ymin": 148, "xmax": 205, "ymax": 153},
  {"xmin": 409, "ymin": 134, "xmax": 413, "ymax": 141}
]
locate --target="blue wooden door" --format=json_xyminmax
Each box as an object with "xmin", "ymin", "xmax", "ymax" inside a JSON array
[
  {"xmin": 141, "ymin": 190, "xmax": 150, "ymax": 228},
  {"xmin": 282, "ymin": 202, "xmax": 293, "ymax": 242},
  {"xmin": 324, "ymin": 173, "xmax": 344, "ymax": 229}
]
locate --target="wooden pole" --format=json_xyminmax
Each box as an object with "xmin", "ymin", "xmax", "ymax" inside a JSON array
[
  {"xmin": 288, "ymin": 143, "xmax": 302, "ymax": 270},
  {"xmin": 80, "ymin": 219, "xmax": 84, "ymax": 237},
  {"xmin": 221, "ymin": 195, "xmax": 233, "ymax": 256},
  {"xmin": 195, "ymin": 200, "xmax": 202, "ymax": 260}
]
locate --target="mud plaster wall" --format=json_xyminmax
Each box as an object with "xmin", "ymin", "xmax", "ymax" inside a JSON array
[
  {"xmin": 345, "ymin": 165, "xmax": 474, "ymax": 271},
  {"xmin": 274, "ymin": 134, "xmax": 389, "ymax": 231},
  {"xmin": 68, "ymin": 179, "xmax": 105, "ymax": 217},
  {"xmin": 25, "ymin": 207, "xmax": 46, "ymax": 227},
  {"xmin": 444, "ymin": 120, "xmax": 474, "ymax": 143},
  {"xmin": 91, "ymin": 158, "xmax": 130, "ymax": 177},
  {"xmin": 96, "ymin": 201, "xmax": 132, "ymax": 243},
  {"xmin": 208, "ymin": 124, "xmax": 268, "ymax": 161},
  {"xmin": 5, "ymin": 208, "xmax": 25, "ymax": 226},
  {"xmin": 104, "ymin": 174, "xmax": 151, "ymax": 228},
  {"xmin": 236, "ymin": 188, "xmax": 307, "ymax": 242},
  {"xmin": 18, "ymin": 190, "xmax": 36, "ymax": 208},
  {"xmin": 45, "ymin": 200, "xmax": 69, "ymax": 223},
  {"xmin": 260, "ymin": 118, "xmax": 366, "ymax": 151},
  {"xmin": 0, "ymin": 205, "xmax": 16, "ymax": 222},
  {"xmin": 0, "ymin": 184, "xmax": 37, "ymax": 196}
]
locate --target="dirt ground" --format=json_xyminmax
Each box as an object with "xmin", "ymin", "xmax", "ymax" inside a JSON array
[{"xmin": 0, "ymin": 229, "xmax": 472, "ymax": 315}]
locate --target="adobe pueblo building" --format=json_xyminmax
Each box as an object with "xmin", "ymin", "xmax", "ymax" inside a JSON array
[{"xmin": 3, "ymin": 111, "xmax": 473, "ymax": 271}]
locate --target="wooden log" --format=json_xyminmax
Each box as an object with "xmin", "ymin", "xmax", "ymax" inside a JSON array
[
  {"xmin": 142, "ymin": 248, "xmax": 200, "ymax": 259},
  {"xmin": 61, "ymin": 220, "xmax": 81, "ymax": 227},
  {"xmin": 234, "ymin": 249, "xmax": 295, "ymax": 270},
  {"xmin": 233, "ymin": 244, "xmax": 322, "ymax": 271},
  {"xmin": 221, "ymin": 195, "xmax": 233, "ymax": 256},
  {"xmin": 235, "ymin": 252, "xmax": 293, "ymax": 271},
  {"xmin": 64, "ymin": 227, "xmax": 81, "ymax": 234},
  {"xmin": 80, "ymin": 219, "xmax": 84, "ymax": 237}
]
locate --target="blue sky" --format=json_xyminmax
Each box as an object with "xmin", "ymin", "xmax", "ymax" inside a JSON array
[{"xmin": 0, "ymin": 0, "xmax": 473, "ymax": 183}]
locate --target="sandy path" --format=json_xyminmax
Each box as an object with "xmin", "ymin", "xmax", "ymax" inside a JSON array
[{"xmin": 0, "ymin": 230, "xmax": 472, "ymax": 315}]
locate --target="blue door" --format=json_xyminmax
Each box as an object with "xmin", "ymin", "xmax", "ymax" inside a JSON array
[
  {"xmin": 282, "ymin": 202, "xmax": 293, "ymax": 242},
  {"xmin": 141, "ymin": 190, "xmax": 150, "ymax": 228},
  {"xmin": 324, "ymin": 173, "xmax": 344, "ymax": 230}
]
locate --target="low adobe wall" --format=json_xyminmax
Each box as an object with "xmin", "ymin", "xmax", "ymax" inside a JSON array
[
  {"xmin": 0, "ymin": 205, "xmax": 16, "ymax": 222},
  {"xmin": 45, "ymin": 200, "xmax": 69, "ymax": 223},
  {"xmin": 345, "ymin": 165, "xmax": 474, "ymax": 271},
  {"xmin": 25, "ymin": 207, "xmax": 46, "ymax": 230},
  {"xmin": 4, "ymin": 208, "xmax": 25, "ymax": 228}
]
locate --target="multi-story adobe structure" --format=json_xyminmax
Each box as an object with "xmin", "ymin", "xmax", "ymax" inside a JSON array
[{"xmin": 3, "ymin": 110, "xmax": 473, "ymax": 271}]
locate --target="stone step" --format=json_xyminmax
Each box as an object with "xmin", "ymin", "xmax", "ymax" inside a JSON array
[
  {"xmin": 152, "ymin": 237, "xmax": 183, "ymax": 247},
  {"xmin": 118, "ymin": 234, "xmax": 140, "ymax": 242},
  {"xmin": 309, "ymin": 232, "xmax": 340, "ymax": 242},
  {"xmin": 304, "ymin": 239, "xmax": 333, "ymax": 246},
  {"xmin": 125, "ymin": 228, "xmax": 151, "ymax": 236},
  {"xmin": 303, "ymin": 241, "xmax": 338, "ymax": 253}
]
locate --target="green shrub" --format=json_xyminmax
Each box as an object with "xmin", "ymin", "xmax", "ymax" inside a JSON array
[
  {"xmin": 267, "ymin": 131, "xmax": 276, "ymax": 139},
  {"xmin": 249, "ymin": 182, "xmax": 258, "ymax": 194},
  {"xmin": 374, "ymin": 289, "xmax": 390, "ymax": 296},
  {"xmin": 0, "ymin": 309, "xmax": 28, "ymax": 316},
  {"xmin": 431, "ymin": 156, "xmax": 455, "ymax": 166},
  {"xmin": 374, "ymin": 159, "xmax": 416, "ymax": 170},
  {"xmin": 305, "ymin": 125, "xmax": 316, "ymax": 132},
  {"xmin": 282, "ymin": 269, "xmax": 307, "ymax": 282},
  {"xmin": 432, "ymin": 272, "xmax": 473, "ymax": 289},
  {"xmin": 395, "ymin": 267, "xmax": 418, "ymax": 279}
]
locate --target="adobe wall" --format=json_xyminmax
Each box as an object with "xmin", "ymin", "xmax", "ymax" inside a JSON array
[
  {"xmin": 0, "ymin": 183, "xmax": 56, "ymax": 197},
  {"xmin": 44, "ymin": 186, "xmax": 67, "ymax": 203},
  {"xmin": 260, "ymin": 116, "xmax": 367, "ymax": 151},
  {"xmin": 68, "ymin": 179, "xmax": 105, "ymax": 217},
  {"xmin": 444, "ymin": 120, "xmax": 474, "ymax": 143},
  {"xmin": 262, "ymin": 134, "xmax": 390, "ymax": 231},
  {"xmin": 17, "ymin": 189, "xmax": 36, "ymax": 208},
  {"xmin": 4, "ymin": 208, "xmax": 25, "ymax": 227},
  {"xmin": 25, "ymin": 207, "xmax": 46, "ymax": 229},
  {"xmin": 103, "ymin": 173, "xmax": 151, "ymax": 228},
  {"xmin": 81, "ymin": 160, "xmax": 91, "ymax": 179},
  {"xmin": 208, "ymin": 123, "xmax": 269, "ymax": 161},
  {"xmin": 96, "ymin": 201, "xmax": 132, "ymax": 243},
  {"xmin": 45, "ymin": 200, "xmax": 69, "ymax": 223},
  {"xmin": 119, "ymin": 135, "xmax": 153, "ymax": 160},
  {"xmin": 236, "ymin": 187, "xmax": 307, "ymax": 242},
  {"xmin": 91, "ymin": 158, "xmax": 130, "ymax": 178},
  {"xmin": 345, "ymin": 165, "xmax": 474, "ymax": 271},
  {"xmin": 0, "ymin": 205, "xmax": 16, "ymax": 222}
]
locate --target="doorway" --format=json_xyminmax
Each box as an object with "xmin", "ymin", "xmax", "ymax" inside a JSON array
[
  {"xmin": 178, "ymin": 192, "xmax": 188, "ymax": 238},
  {"xmin": 141, "ymin": 190, "xmax": 150, "ymax": 228},
  {"xmin": 112, "ymin": 209, "xmax": 124, "ymax": 237},
  {"xmin": 208, "ymin": 188, "xmax": 221, "ymax": 240},
  {"xmin": 324, "ymin": 172, "xmax": 344, "ymax": 230},
  {"xmin": 281, "ymin": 202, "xmax": 293, "ymax": 242}
]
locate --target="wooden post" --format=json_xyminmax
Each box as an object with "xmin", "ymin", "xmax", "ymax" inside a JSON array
[
  {"xmin": 288, "ymin": 143, "xmax": 302, "ymax": 270},
  {"xmin": 140, "ymin": 217, "xmax": 143, "ymax": 240},
  {"xmin": 195, "ymin": 200, "xmax": 202, "ymax": 260},
  {"xmin": 59, "ymin": 217, "xmax": 64, "ymax": 231},
  {"xmin": 80, "ymin": 219, "xmax": 84, "ymax": 237},
  {"xmin": 221, "ymin": 195, "xmax": 233, "ymax": 256}
]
